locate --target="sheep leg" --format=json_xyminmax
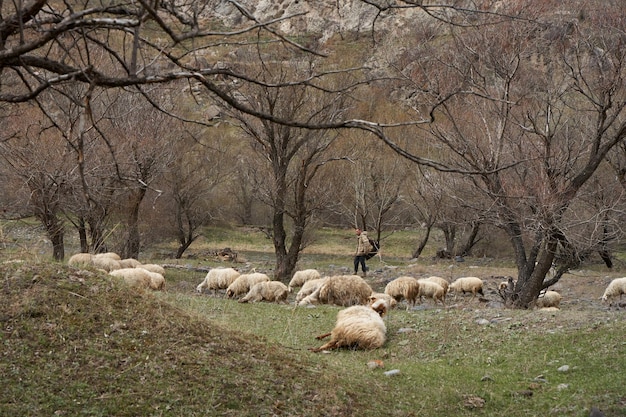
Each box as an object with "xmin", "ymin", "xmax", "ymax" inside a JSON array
[
  {"xmin": 310, "ymin": 340, "xmax": 339, "ymax": 352},
  {"xmin": 315, "ymin": 332, "xmax": 332, "ymax": 340}
]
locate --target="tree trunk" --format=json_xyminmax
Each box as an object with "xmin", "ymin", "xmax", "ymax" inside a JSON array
[
  {"xmin": 457, "ymin": 221, "xmax": 481, "ymax": 257},
  {"xmin": 411, "ymin": 223, "xmax": 432, "ymax": 259},
  {"xmin": 78, "ymin": 217, "xmax": 89, "ymax": 253}
]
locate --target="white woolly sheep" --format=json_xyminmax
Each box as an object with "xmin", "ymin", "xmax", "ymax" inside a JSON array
[
  {"xmin": 68, "ymin": 253, "xmax": 93, "ymax": 267},
  {"xmin": 109, "ymin": 268, "xmax": 152, "ymax": 289},
  {"xmin": 138, "ymin": 263, "xmax": 166, "ymax": 275},
  {"xmin": 91, "ymin": 256, "xmax": 121, "ymax": 272},
  {"xmin": 137, "ymin": 268, "xmax": 166, "ymax": 291},
  {"xmin": 307, "ymin": 275, "xmax": 373, "ymax": 307},
  {"xmin": 310, "ymin": 304, "xmax": 387, "ymax": 352},
  {"xmin": 601, "ymin": 277, "xmax": 626, "ymax": 303},
  {"xmin": 239, "ymin": 281, "xmax": 289, "ymax": 303},
  {"xmin": 94, "ymin": 252, "xmax": 122, "ymax": 261},
  {"xmin": 226, "ymin": 272, "xmax": 271, "ymax": 298},
  {"xmin": 384, "ymin": 276, "xmax": 420, "ymax": 309},
  {"xmin": 448, "ymin": 277, "xmax": 484, "ymax": 300},
  {"xmin": 295, "ymin": 277, "xmax": 329, "ymax": 304},
  {"xmin": 535, "ymin": 290, "xmax": 562, "ymax": 309},
  {"xmin": 196, "ymin": 267, "xmax": 241, "ymax": 294},
  {"xmin": 119, "ymin": 258, "xmax": 142, "ymax": 269},
  {"xmin": 425, "ymin": 276, "xmax": 449, "ymax": 293},
  {"xmin": 369, "ymin": 297, "xmax": 391, "ymax": 317},
  {"xmin": 288, "ymin": 269, "xmax": 321, "ymax": 291},
  {"xmin": 417, "ymin": 279, "xmax": 446, "ymax": 305},
  {"xmin": 368, "ymin": 292, "xmax": 398, "ymax": 310}
]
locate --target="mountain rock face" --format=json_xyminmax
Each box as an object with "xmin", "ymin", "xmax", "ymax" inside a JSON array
[{"xmin": 212, "ymin": 0, "xmax": 423, "ymax": 42}]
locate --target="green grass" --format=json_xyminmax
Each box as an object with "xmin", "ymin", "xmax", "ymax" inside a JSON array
[{"xmin": 1, "ymin": 224, "xmax": 625, "ymax": 416}]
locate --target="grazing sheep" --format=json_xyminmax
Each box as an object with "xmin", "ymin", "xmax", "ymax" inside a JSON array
[
  {"xmin": 94, "ymin": 252, "xmax": 122, "ymax": 261},
  {"xmin": 310, "ymin": 304, "xmax": 387, "ymax": 352},
  {"xmin": 535, "ymin": 290, "xmax": 562, "ymax": 309},
  {"xmin": 425, "ymin": 276, "xmax": 449, "ymax": 293},
  {"xmin": 67, "ymin": 253, "xmax": 93, "ymax": 267},
  {"xmin": 109, "ymin": 268, "xmax": 152, "ymax": 289},
  {"xmin": 295, "ymin": 277, "xmax": 329, "ymax": 304},
  {"xmin": 601, "ymin": 277, "xmax": 626, "ymax": 303},
  {"xmin": 138, "ymin": 269, "xmax": 166, "ymax": 291},
  {"xmin": 369, "ymin": 297, "xmax": 391, "ymax": 317},
  {"xmin": 196, "ymin": 268, "xmax": 241, "ymax": 294},
  {"xmin": 91, "ymin": 256, "xmax": 121, "ymax": 272},
  {"xmin": 311, "ymin": 275, "xmax": 373, "ymax": 307},
  {"xmin": 368, "ymin": 292, "xmax": 398, "ymax": 310},
  {"xmin": 239, "ymin": 281, "xmax": 289, "ymax": 303},
  {"xmin": 226, "ymin": 272, "xmax": 271, "ymax": 298},
  {"xmin": 138, "ymin": 263, "xmax": 166, "ymax": 275},
  {"xmin": 384, "ymin": 276, "xmax": 420, "ymax": 309},
  {"xmin": 119, "ymin": 258, "xmax": 142, "ymax": 269},
  {"xmin": 448, "ymin": 277, "xmax": 484, "ymax": 299},
  {"xmin": 417, "ymin": 279, "xmax": 446, "ymax": 305},
  {"xmin": 288, "ymin": 269, "xmax": 321, "ymax": 291}
]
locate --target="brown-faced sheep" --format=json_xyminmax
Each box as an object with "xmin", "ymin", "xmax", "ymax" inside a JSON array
[
  {"xmin": 239, "ymin": 281, "xmax": 289, "ymax": 303},
  {"xmin": 384, "ymin": 276, "xmax": 420, "ymax": 310},
  {"xmin": 368, "ymin": 292, "xmax": 398, "ymax": 310},
  {"xmin": 196, "ymin": 267, "xmax": 241, "ymax": 294},
  {"xmin": 296, "ymin": 277, "xmax": 329, "ymax": 304},
  {"xmin": 226, "ymin": 272, "xmax": 271, "ymax": 298},
  {"xmin": 310, "ymin": 304, "xmax": 387, "ymax": 352},
  {"xmin": 417, "ymin": 279, "xmax": 446, "ymax": 305},
  {"xmin": 448, "ymin": 277, "xmax": 484, "ymax": 300},
  {"xmin": 288, "ymin": 269, "xmax": 321, "ymax": 292},
  {"xmin": 535, "ymin": 290, "xmax": 562, "ymax": 309},
  {"xmin": 601, "ymin": 277, "xmax": 626, "ymax": 304},
  {"xmin": 306, "ymin": 275, "xmax": 373, "ymax": 307}
]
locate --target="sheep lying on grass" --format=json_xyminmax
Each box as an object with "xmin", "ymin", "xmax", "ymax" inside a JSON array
[
  {"xmin": 138, "ymin": 263, "xmax": 166, "ymax": 275},
  {"xmin": 68, "ymin": 252, "xmax": 121, "ymax": 272},
  {"xmin": 310, "ymin": 303, "xmax": 387, "ymax": 352},
  {"xmin": 196, "ymin": 267, "xmax": 241, "ymax": 294},
  {"xmin": 601, "ymin": 277, "xmax": 626, "ymax": 304},
  {"xmin": 119, "ymin": 258, "xmax": 142, "ymax": 269},
  {"xmin": 239, "ymin": 281, "xmax": 289, "ymax": 303},
  {"xmin": 67, "ymin": 253, "xmax": 93, "ymax": 267},
  {"xmin": 226, "ymin": 272, "xmax": 271, "ymax": 298},
  {"xmin": 296, "ymin": 277, "xmax": 328, "ymax": 304},
  {"xmin": 109, "ymin": 268, "xmax": 166, "ymax": 291},
  {"xmin": 384, "ymin": 276, "xmax": 420, "ymax": 310},
  {"xmin": 95, "ymin": 252, "xmax": 121, "ymax": 261},
  {"xmin": 302, "ymin": 275, "xmax": 373, "ymax": 307},
  {"xmin": 417, "ymin": 279, "xmax": 446, "ymax": 305},
  {"xmin": 288, "ymin": 269, "xmax": 321, "ymax": 292},
  {"xmin": 535, "ymin": 290, "xmax": 562, "ymax": 309},
  {"xmin": 448, "ymin": 277, "xmax": 484, "ymax": 300}
]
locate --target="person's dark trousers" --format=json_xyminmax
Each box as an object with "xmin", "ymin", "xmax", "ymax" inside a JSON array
[{"xmin": 354, "ymin": 255, "xmax": 367, "ymax": 275}]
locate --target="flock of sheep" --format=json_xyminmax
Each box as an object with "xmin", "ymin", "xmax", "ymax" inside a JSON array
[{"xmin": 67, "ymin": 253, "xmax": 626, "ymax": 352}]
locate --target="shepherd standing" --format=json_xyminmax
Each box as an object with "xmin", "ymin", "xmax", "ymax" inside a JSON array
[{"xmin": 354, "ymin": 228, "xmax": 370, "ymax": 277}]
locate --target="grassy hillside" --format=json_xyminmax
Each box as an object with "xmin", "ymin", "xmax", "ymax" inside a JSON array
[{"xmin": 1, "ymin": 225, "xmax": 625, "ymax": 416}]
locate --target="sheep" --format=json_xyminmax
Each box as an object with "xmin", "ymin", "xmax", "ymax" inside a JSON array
[
  {"xmin": 601, "ymin": 277, "xmax": 626, "ymax": 304},
  {"xmin": 306, "ymin": 275, "xmax": 373, "ymax": 307},
  {"xmin": 368, "ymin": 292, "xmax": 398, "ymax": 310},
  {"xmin": 119, "ymin": 258, "xmax": 142, "ymax": 269},
  {"xmin": 94, "ymin": 252, "xmax": 122, "ymax": 261},
  {"xmin": 68, "ymin": 253, "xmax": 93, "ymax": 267},
  {"xmin": 109, "ymin": 268, "xmax": 152, "ymax": 289},
  {"xmin": 196, "ymin": 267, "xmax": 241, "ymax": 294},
  {"xmin": 295, "ymin": 277, "xmax": 329, "ymax": 304},
  {"xmin": 138, "ymin": 263, "xmax": 166, "ymax": 275},
  {"xmin": 384, "ymin": 276, "xmax": 420, "ymax": 310},
  {"xmin": 91, "ymin": 255, "xmax": 121, "ymax": 272},
  {"xmin": 425, "ymin": 276, "xmax": 449, "ymax": 293},
  {"xmin": 139, "ymin": 269, "xmax": 166, "ymax": 291},
  {"xmin": 417, "ymin": 279, "xmax": 446, "ymax": 305},
  {"xmin": 535, "ymin": 290, "xmax": 562, "ymax": 309},
  {"xmin": 288, "ymin": 269, "xmax": 321, "ymax": 292},
  {"xmin": 448, "ymin": 277, "xmax": 484, "ymax": 300},
  {"xmin": 309, "ymin": 304, "xmax": 387, "ymax": 352},
  {"xmin": 226, "ymin": 272, "xmax": 271, "ymax": 298},
  {"xmin": 369, "ymin": 297, "xmax": 392, "ymax": 317},
  {"xmin": 239, "ymin": 281, "xmax": 289, "ymax": 303}
]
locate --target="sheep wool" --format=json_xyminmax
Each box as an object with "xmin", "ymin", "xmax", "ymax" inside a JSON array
[
  {"xmin": 384, "ymin": 276, "xmax": 420, "ymax": 309},
  {"xmin": 239, "ymin": 281, "xmax": 289, "ymax": 303},
  {"xmin": 295, "ymin": 277, "xmax": 328, "ymax": 304},
  {"xmin": 196, "ymin": 267, "xmax": 241, "ymax": 293},
  {"xmin": 67, "ymin": 253, "xmax": 93, "ymax": 267},
  {"xmin": 601, "ymin": 277, "xmax": 626, "ymax": 303},
  {"xmin": 288, "ymin": 269, "xmax": 322, "ymax": 291},
  {"xmin": 138, "ymin": 269, "xmax": 166, "ymax": 291},
  {"xmin": 91, "ymin": 256, "xmax": 121, "ymax": 272},
  {"xmin": 226, "ymin": 272, "xmax": 271, "ymax": 298},
  {"xmin": 417, "ymin": 279, "xmax": 446, "ymax": 305},
  {"xmin": 109, "ymin": 268, "xmax": 152, "ymax": 289},
  {"xmin": 119, "ymin": 258, "xmax": 142, "ymax": 269},
  {"xmin": 316, "ymin": 275, "xmax": 373, "ymax": 307},
  {"xmin": 94, "ymin": 252, "xmax": 122, "ymax": 261},
  {"xmin": 536, "ymin": 290, "xmax": 562, "ymax": 309},
  {"xmin": 310, "ymin": 305, "xmax": 387, "ymax": 352},
  {"xmin": 139, "ymin": 263, "xmax": 166, "ymax": 275},
  {"xmin": 368, "ymin": 292, "xmax": 398, "ymax": 310},
  {"xmin": 425, "ymin": 276, "xmax": 449, "ymax": 293},
  {"xmin": 448, "ymin": 277, "xmax": 484, "ymax": 299}
]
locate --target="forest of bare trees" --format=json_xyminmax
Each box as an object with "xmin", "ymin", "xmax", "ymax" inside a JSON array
[{"xmin": 1, "ymin": 0, "xmax": 625, "ymax": 307}]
